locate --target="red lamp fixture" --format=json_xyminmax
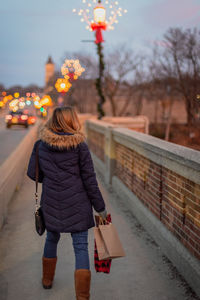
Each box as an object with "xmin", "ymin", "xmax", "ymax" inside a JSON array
[
  {"xmin": 73, "ymin": 0, "xmax": 127, "ymax": 44},
  {"xmin": 91, "ymin": 2, "xmax": 107, "ymax": 43}
]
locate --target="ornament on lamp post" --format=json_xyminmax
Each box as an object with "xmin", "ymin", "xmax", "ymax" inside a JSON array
[{"xmin": 73, "ymin": 0, "xmax": 127, "ymax": 119}]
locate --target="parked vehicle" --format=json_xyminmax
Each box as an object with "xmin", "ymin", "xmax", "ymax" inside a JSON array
[{"xmin": 5, "ymin": 110, "xmax": 29, "ymax": 128}]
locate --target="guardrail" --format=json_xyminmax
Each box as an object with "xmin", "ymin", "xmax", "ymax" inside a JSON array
[
  {"xmin": 0, "ymin": 123, "xmax": 39, "ymax": 229},
  {"xmin": 85, "ymin": 119, "xmax": 200, "ymax": 296}
]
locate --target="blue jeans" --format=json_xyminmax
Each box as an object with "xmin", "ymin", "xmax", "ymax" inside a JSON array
[{"xmin": 43, "ymin": 230, "xmax": 90, "ymax": 270}]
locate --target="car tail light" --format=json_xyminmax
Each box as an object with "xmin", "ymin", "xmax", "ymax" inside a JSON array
[
  {"xmin": 5, "ymin": 115, "xmax": 12, "ymax": 120},
  {"xmin": 30, "ymin": 117, "xmax": 36, "ymax": 124},
  {"xmin": 21, "ymin": 115, "xmax": 28, "ymax": 120}
]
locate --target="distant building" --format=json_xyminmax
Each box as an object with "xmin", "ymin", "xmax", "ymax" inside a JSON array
[{"xmin": 45, "ymin": 56, "xmax": 55, "ymax": 86}]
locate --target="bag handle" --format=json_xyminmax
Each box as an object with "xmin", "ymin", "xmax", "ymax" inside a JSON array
[
  {"xmin": 35, "ymin": 143, "xmax": 39, "ymax": 210},
  {"xmin": 99, "ymin": 216, "xmax": 110, "ymax": 225}
]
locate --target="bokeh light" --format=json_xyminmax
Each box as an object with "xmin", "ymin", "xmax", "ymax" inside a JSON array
[
  {"xmin": 61, "ymin": 59, "xmax": 85, "ymax": 81},
  {"xmin": 55, "ymin": 78, "xmax": 72, "ymax": 93}
]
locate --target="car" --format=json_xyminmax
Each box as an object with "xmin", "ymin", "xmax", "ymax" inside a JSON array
[{"xmin": 5, "ymin": 110, "xmax": 29, "ymax": 128}]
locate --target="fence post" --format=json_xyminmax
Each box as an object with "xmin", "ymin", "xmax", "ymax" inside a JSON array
[{"xmin": 105, "ymin": 126, "xmax": 116, "ymax": 185}]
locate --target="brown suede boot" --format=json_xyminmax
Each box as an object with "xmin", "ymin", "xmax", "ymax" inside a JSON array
[
  {"xmin": 74, "ymin": 269, "xmax": 91, "ymax": 300},
  {"xmin": 42, "ymin": 256, "xmax": 57, "ymax": 289}
]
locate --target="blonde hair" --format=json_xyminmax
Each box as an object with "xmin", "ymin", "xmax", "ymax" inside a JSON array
[{"xmin": 46, "ymin": 106, "xmax": 81, "ymax": 134}]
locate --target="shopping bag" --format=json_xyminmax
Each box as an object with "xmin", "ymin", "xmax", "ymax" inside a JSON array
[
  {"xmin": 94, "ymin": 226, "xmax": 109, "ymax": 260},
  {"xmin": 94, "ymin": 214, "xmax": 112, "ymax": 274},
  {"xmin": 98, "ymin": 222, "xmax": 126, "ymax": 259}
]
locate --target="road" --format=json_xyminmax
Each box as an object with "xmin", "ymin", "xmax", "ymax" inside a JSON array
[{"xmin": 0, "ymin": 112, "xmax": 31, "ymax": 166}]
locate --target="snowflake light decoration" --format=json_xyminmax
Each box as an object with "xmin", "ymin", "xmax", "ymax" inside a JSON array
[
  {"xmin": 73, "ymin": 0, "xmax": 127, "ymax": 43},
  {"xmin": 55, "ymin": 78, "xmax": 72, "ymax": 94},
  {"xmin": 61, "ymin": 59, "xmax": 85, "ymax": 81}
]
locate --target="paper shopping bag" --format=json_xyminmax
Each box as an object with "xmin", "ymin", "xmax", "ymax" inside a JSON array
[
  {"xmin": 93, "ymin": 226, "xmax": 110, "ymax": 260},
  {"xmin": 94, "ymin": 214, "xmax": 112, "ymax": 273},
  {"xmin": 99, "ymin": 223, "xmax": 126, "ymax": 259}
]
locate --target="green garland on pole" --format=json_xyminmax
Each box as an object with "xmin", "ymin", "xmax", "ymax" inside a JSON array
[{"xmin": 96, "ymin": 42, "xmax": 106, "ymax": 119}]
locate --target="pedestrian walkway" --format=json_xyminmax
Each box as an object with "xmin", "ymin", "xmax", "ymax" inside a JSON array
[{"xmin": 0, "ymin": 173, "xmax": 199, "ymax": 300}]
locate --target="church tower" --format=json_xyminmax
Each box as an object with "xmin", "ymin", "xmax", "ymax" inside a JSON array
[{"xmin": 45, "ymin": 56, "xmax": 55, "ymax": 86}]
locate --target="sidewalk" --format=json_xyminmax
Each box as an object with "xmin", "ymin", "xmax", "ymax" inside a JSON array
[{"xmin": 0, "ymin": 173, "xmax": 199, "ymax": 300}]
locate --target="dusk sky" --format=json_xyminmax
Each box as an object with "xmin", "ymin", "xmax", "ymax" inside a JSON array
[{"xmin": 0, "ymin": 0, "xmax": 199, "ymax": 88}]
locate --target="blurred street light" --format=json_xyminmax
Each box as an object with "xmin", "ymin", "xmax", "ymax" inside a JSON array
[
  {"xmin": 34, "ymin": 101, "xmax": 41, "ymax": 109},
  {"xmin": 55, "ymin": 78, "xmax": 72, "ymax": 94},
  {"xmin": 14, "ymin": 92, "xmax": 19, "ymax": 98},
  {"xmin": 55, "ymin": 78, "xmax": 72, "ymax": 107},
  {"xmin": 61, "ymin": 59, "xmax": 85, "ymax": 82},
  {"xmin": 40, "ymin": 95, "xmax": 53, "ymax": 107}
]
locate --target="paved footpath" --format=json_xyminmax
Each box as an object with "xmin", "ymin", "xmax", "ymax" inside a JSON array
[{"xmin": 0, "ymin": 173, "xmax": 199, "ymax": 300}]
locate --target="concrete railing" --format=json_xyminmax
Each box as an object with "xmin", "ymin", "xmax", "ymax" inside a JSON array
[
  {"xmin": 85, "ymin": 119, "xmax": 200, "ymax": 296},
  {"xmin": 79, "ymin": 114, "xmax": 149, "ymax": 135},
  {"xmin": 0, "ymin": 124, "xmax": 39, "ymax": 229},
  {"xmin": 102, "ymin": 116, "xmax": 149, "ymax": 134}
]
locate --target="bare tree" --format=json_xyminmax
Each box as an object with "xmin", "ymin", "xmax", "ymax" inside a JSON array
[
  {"xmin": 161, "ymin": 27, "xmax": 200, "ymax": 126},
  {"xmin": 70, "ymin": 79, "xmax": 98, "ymax": 114},
  {"xmin": 103, "ymin": 45, "xmax": 142, "ymax": 116},
  {"xmin": 130, "ymin": 60, "xmax": 149, "ymax": 116}
]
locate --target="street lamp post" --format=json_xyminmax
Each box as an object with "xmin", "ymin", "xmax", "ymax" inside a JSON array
[
  {"xmin": 92, "ymin": 0, "xmax": 106, "ymax": 119},
  {"xmin": 73, "ymin": 0, "xmax": 127, "ymax": 119},
  {"xmin": 96, "ymin": 41, "xmax": 105, "ymax": 119}
]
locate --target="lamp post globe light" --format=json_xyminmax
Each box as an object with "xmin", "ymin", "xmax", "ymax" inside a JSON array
[
  {"xmin": 73, "ymin": 0, "xmax": 127, "ymax": 119},
  {"xmin": 91, "ymin": 2, "xmax": 107, "ymax": 44}
]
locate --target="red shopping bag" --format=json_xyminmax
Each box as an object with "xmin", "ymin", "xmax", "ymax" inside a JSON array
[{"xmin": 94, "ymin": 214, "xmax": 112, "ymax": 274}]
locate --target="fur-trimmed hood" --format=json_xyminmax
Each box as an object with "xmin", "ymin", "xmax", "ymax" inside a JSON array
[{"xmin": 39, "ymin": 126, "xmax": 86, "ymax": 150}]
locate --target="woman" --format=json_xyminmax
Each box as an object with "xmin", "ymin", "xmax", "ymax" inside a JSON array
[{"xmin": 27, "ymin": 106, "xmax": 107, "ymax": 300}]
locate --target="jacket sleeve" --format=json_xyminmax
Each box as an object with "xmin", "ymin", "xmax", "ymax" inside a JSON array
[
  {"xmin": 27, "ymin": 140, "xmax": 44, "ymax": 183},
  {"xmin": 79, "ymin": 142, "xmax": 106, "ymax": 213}
]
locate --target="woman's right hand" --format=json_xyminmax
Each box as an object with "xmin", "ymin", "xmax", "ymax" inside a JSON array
[{"xmin": 98, "ymin": 209, "xmax": 108, "ymax": 220}]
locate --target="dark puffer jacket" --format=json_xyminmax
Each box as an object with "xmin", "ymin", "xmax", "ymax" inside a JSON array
[{"xmin": 27, "ymin": 126, "xmax": 105, "ymax": 233}]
